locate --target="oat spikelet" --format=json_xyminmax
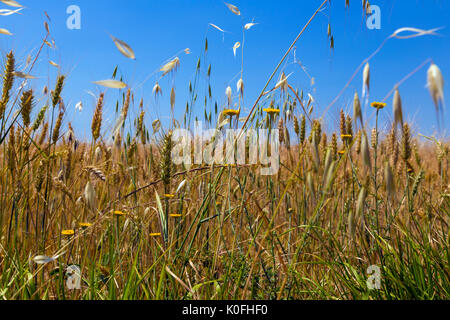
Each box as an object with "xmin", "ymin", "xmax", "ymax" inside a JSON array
[
  {"xmin": 160, "ymin": 57, "xmax": 180, "ymax": 77},
  {"xmin": 84, "ymin": 181, "xmax": 97, "ymax": 212},
  {"xmin": 153, "ymin": 82, "xmax": 162, "ymax": 97},
  {"xmin": 362, "ymin": 62, "xmax": 370, "ymax": 99},
  {"xmin": 361, "ymin": 132, "xmax": 371, "ymax": 170},
  {"xmin": 237, "ymin": 78, "xmax": 244, "ymax": 98},
  {"xmin": 356, "ymin": 186, "xmax": 367, "ymax": 216},
  {"xmin": 225, "ymin": 86, "xmax": 232, "ymax": 107},
  {"xmin": 427, "ymin": 63, "xmax": 444, "ymax": 114},
  {"xmin": 353, "ymin": 92, "xmax": 363, "ymax": 127},
  {"xmin": 393, "ymin": 88, "xmax": 404, "ymax": 129},
  {"xmin": 94, "ymin": 146, "xmax": 102, "ymax": 163}
]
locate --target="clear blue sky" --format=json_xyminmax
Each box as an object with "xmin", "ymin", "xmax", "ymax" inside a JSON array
[{"xmin": 1, "ymin": 0, "xmax": 449, "ymax": 140}]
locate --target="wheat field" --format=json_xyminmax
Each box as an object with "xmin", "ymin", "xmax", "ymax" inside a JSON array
[{"xmin": 0, "ymin": 1, "xmax": 448, "ymax": 300}]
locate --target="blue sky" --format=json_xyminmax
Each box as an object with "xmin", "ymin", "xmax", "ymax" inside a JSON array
[{"xmin": 1, "ymin": 0, "xmax": 449, "ymax": 140}]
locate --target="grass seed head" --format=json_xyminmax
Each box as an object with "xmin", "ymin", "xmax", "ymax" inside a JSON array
[
  {"xmin": 393, "ymin": 88, "xmax": 404, "ymax": 129},
  {"xmin": 427, "ymin": 63, "xmax": 444, "ymax": 110}
]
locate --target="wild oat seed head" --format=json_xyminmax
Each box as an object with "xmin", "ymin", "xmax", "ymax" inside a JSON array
[
  {"xmin": 361, "ymin": 132, "xmax": 371, "ymax": 170},
  {"xmin": 363, "ymin": 62, "xmax": 370, "ymax": 93},
  {"xmin": 393, "ymin": 88, "xmax": 404, "ymax": 128},
  {"xmin": 353, "ymin": 92, "xmax": 363, "ymax": 126},
  {"xmin": 225, "ymin": 86, "xmax": 232, "ymax": 107},
  {"xmin": 427, "ymin": 63, "xmax": 444, "ymax": 110},
  {"xmin": 237, "ymin": 78, "xmax": 244, "ymax": 98}
]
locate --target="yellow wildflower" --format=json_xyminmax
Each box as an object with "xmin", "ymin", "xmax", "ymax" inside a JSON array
[
  {"xmin": 79, "ymin": 222, "xmax": 92, "ymax": 228},
  {"xmin": 150, "ymin": 233, "xmax": 161, "ymax": 237},
  {"xmin": 263, "ymin": 108, "xmax": 280, "ymax": 116},
  {"xmin": 223, "ymin": 109, "xmax": 240, "ymax": 117},
  {"xmin": 371, "ymin": 102, "xmax": 387, "ymax": 109}
]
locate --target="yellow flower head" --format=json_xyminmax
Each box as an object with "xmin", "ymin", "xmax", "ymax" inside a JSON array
[
  {"xmin": 170, "ymin": 214, "xmax": 182, "ymax": 218},
  {"xmin": 338, "ymin": 150, "xmax": 346, "ymax": 155},
  {"xmin": 61, "ymin": 230, "xmax": 75, "ymax": 236},
  {"xmin": 223, "ymin": 109, "xmax": 240, "ymax": 117},
  {"xmin": 164, "ymin": 194, "xmax": 175, "ymax": 199},
  {"xmin": 79, "ymin": 222, "xmax": 92, "ymax": 228},
  {"xmin": 150, "ymin": 233, "xmax": 161, "ymax": 237},
  {"xmin": 371, "ymin": 102, "xmax": 387, "ymax": 109},
  {"xmin": 263, "ymin": 108, "xmax": 280, "ymax": 116},
  {"xmin": 113, "ymin": 211, "xmax": 126, "ymax": 216}
]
